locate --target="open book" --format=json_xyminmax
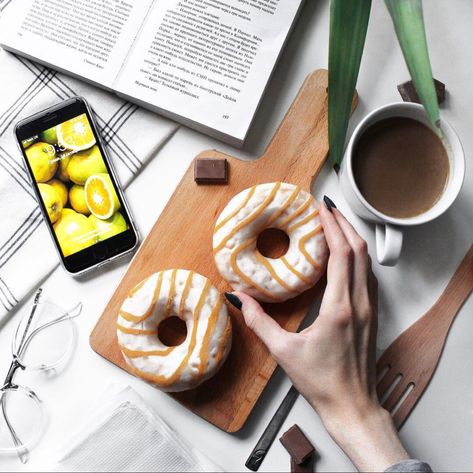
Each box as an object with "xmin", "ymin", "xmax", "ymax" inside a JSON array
[{"xmin": 0, "ymin": 0, "xmax": 304, "ymax": 146}]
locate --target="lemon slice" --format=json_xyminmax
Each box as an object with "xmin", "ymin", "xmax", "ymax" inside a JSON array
[
  {"xmin": 84, "ymin": 173, "xmax": 120, "ymax": 220},
  {"xmin": 57, "ymin": 114, "xmax": 96, "ymax": 151}
]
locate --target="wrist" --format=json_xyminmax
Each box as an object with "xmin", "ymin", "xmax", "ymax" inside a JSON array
[{"xmin": 320, "ymin": 402, "xmax": 409, "ymax": 472}]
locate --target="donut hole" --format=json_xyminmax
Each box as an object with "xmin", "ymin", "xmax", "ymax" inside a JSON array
[
  {"xmin": 257, "ymin": 228, "xmax": 290, "ymax": 259},
  {"xmin": 158, "ymin": 316, "xmax": 188, "ymax": 347}
]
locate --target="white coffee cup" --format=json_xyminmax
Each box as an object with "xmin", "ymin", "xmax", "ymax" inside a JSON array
[{"xmin": 340, "ymin": 102, "xmax": 465, "ymax": 266}]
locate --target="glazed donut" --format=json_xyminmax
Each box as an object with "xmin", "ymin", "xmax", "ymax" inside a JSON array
[
  {"xmin": 213, "ymin": 182, "xmax": 328, "ymax": 302},
  {"xmin": 117, "ymin": 269, "xmax": 232, "ymax": 392}
]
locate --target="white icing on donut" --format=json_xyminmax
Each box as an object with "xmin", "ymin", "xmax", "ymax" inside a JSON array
[
  {"xmin": 117, "ymin": 269, "xmax": 232, "ymax": 392},
  {"xmin": 213, "ymin": 182, "xmax": 328, "ymax": 302}
]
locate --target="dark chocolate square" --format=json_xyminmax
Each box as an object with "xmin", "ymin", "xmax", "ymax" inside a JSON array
[
  {"xmin": 280, "ymin": 424, "xmax": 315, "ymax": 465},
  {"xmin": 397, "ymin": 78, "xmax": 445, "ymax": 105},
  {"xmin": 194, "ymin": 158, "xmax": 228, "ymax": 184}
]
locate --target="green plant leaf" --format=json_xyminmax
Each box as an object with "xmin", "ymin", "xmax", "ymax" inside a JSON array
[
  {"xmin": 385, "ymin": 0, "xmax": 441, "ymax": 135},
  {"xmin": 328, "ymin": 0, "xmax": 372, "ymax": 167}
]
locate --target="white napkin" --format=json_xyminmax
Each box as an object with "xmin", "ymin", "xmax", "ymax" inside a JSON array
[
  {"xmin": 0, "ymin": 0, "xmax": 179, "ymax": 325},
  {"xmin": 54, "ymin": 385, "xmax": 221, "ymax": 472}
]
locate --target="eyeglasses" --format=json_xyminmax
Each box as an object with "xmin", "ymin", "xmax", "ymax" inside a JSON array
[{"xmin": 0, "ymin": 288, "xmax": 82, "ymax": 463}]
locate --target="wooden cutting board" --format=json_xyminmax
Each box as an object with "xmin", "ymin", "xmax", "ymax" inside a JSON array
[{"xmin": 90, "ymin": 69, "xmax": 356, "ymax": 432}]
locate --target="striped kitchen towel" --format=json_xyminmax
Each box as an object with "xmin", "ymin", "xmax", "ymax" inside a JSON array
[{"xmin": 0, "ymin": 2, "xmax": 179, "ymax": 324}]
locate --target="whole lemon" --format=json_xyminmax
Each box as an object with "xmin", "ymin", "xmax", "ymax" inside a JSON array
[
  {"xmin": 39, "ymin": 127, "xmax": 58, "ymax": 145},
  {"xmin": 54, "ymin": 208, "xmax": 77, "ymax": 230},
  {"xmin": 67, "ymin": 146, "xmax": 106, "ymax": 185},
  {"xmin": 57, "ymin": 154, "xmax": 71, "ymax": 181},
  {"xmin": 69, "ymin": 185, "xmax": 90, "ymax": 215},
  {"xmin": 54, "ymin": 211, "xmax": 97, "ymax": 256},
  {"xmin": 26, "ymin": 142, "xmax": 58, "ymax": 183},
  {"xmin": 89, "ymin": 212, "xmax": 127, "ymax": 241},
  {"xmin": 38, "ymin": 183, "xmax": 63, "ymax": 223},
  {"xmin": 47, "ymin": 179, "xmax": 68, "ymax": 207}
]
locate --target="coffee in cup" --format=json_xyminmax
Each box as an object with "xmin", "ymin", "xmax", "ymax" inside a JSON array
[
  {"xmin": 340, "ymin": 103, "xmax": 465, "ymax": 266},
  {"xmin": 352, "ymin": 116, "xmax": 449, "ymax": 219}
]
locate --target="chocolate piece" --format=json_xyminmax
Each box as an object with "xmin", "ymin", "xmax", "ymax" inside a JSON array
[
  {"xmin": 280, "ymin": 424, "xmax": 315, "ymax": 465},
  {"xmin": 397, "ymin": 79, "xmax": 445, "ymax": 105},
  {"xmin": 291, "ymin": 456, "xmax": 314, "ymax": 473},
  {"xmin": 194, "ymin": 158, "xmax": 228, "ymax": 184}
]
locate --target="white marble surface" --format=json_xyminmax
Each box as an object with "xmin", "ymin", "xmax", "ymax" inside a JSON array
[{"xmin": 1, "ymin": 0, "xmax": 472, "ymax": 471}]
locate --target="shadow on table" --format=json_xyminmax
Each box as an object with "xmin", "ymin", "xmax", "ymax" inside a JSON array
[{"xmin": 400, "ymin": 196, "xmax": 472, "ymax": 282}]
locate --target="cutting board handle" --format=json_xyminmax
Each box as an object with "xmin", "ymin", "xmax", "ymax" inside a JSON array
[
  {"xmin": 259, "ymin": 70, "xmax": 357, "ymax": 189},
  {"xmin": 197, "ymin": 70, "xmax": 355, "ymax": 191}
]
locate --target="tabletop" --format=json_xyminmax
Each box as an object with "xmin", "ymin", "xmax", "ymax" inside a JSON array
[{"xmin": 0, "ymin": 0, "xmax": 472, "ymax": 471}]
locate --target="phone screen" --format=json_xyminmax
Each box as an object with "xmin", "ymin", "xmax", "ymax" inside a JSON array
[{"xmin": 21, "ymin": 111, "xmax": 132, "ymax": 261}]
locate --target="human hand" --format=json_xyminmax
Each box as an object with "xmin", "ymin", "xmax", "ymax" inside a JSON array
[{"xmin": 225, "ymin": 197, "xmax": 409, "ymax": 472}]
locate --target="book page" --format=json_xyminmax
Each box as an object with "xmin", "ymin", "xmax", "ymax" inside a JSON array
[
  {"xmin": 0, "ymin": 0, "xmax": 154, "ymax": 88},
  {"xmin": 115, "ymin": 0, "xmax": 302, "ymax": 143}
]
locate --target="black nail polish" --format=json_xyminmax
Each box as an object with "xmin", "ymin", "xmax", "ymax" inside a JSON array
[
  {"xmin": 224, "ymin": 292, "xmax": 242, "ymax": 310},
  {"xmin": 333, "ymin": 163, "xmax": 340, "ymax": 174},
  {"xmin": 323, "ymin": 195, "xmax": 337, "ymax": 212}
]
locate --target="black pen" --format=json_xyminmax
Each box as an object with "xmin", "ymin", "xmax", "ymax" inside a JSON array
[{"xmin": 245, "ymin": 385, "xmax": 299, "ymax": 471}]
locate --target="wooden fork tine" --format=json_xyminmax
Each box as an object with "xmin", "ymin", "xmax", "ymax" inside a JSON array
[
  {"xmin": 382, "ymin": 379, "xmax": 410, "ymax": 413},
  {"xmin": 393, "ymin": 386, "xmax": 419, "ymax": 429},
  {"xmin": 376, "ymin": 367, "xmax": 399, "ymax": 398}
]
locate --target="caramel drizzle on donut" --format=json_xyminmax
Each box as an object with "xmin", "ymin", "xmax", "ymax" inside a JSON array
[
  {"xmin": 214, "ymin": 316, "xmax": 232, "ymax": 366},
  {"xmin": 231, "ymin": 238, "xmax": 280, "ymax": 300},
  {"xmin": 216, "ymin": 182, "xmax": 324, "ymax": 298},
  {"xmin": 266, "ymin": 185, "xmax": 300, "ymax": 227},
  {"xmin": 116, "ymin": 324, "xmax": 157, "ymax": 336},
  {"xmin": 119, "ymin": 272, "xmax": 164, "ymax": 323},
  {"xmin": 118, "ymin": 271, "xmax": 195, "ymax": 360},
  {"xmin": 214, "ymin": 185, "xmax": 257, "ymax": 233},
  {"xmin": 179, "ymin": 270, "xmax": 194, "ymax": 314},
  {"xmin": 255, "ymin": 252, "xmax": 297, "ymax": 293},
  {"xmin": 166, "ymin": 269, "xmax": 178, "ymax": 315},
  {"xmin": 288, "ymin": 208, "xmax": 320, "ymax": 233},
  {"xmin": 228, "ymin": 185, "xmax": 300, "ymax": 298},
  {"xmin": 119, "ymin": 344, "xmax": 174, "ymax": 358},
  {"xmin": 299, "ymin": 226, "xmax": 323, "ymax": 270},
  {"xmin": 278, "ymin": 195, "xmax": 313, "ymax": 229},
  {"xmin": 213, "ymin": 182, "xmax": 282, "ymax": 254},
  {"xmin": 280, "ymin": 256, "xmax": 312, "ymax": 285},
  {"xmin": 128, "ymin": 280, "xmax": 211, "ymax": 387},
  {"xmin": 198, "ymin": 295, "xmax": 223, "ymax": 375},
  {"xmin": 129, "ymin": 277, "xmax": 148, "ymax": 296}
]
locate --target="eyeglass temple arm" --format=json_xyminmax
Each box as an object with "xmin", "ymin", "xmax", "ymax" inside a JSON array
[
  {"xmin": 16, "ymin": 301, "xmax": 83, "ymax": 361},
  {"xmin": 1, "ymin": 392, "xmax": 30, "ymax": 463},
  {"xmin": 15, "ymin": 288, "xmax": 42, "ymax": 357},
  {"xmin": 2, "ymin": 288, "xmax": 43, "ymax": 389}
]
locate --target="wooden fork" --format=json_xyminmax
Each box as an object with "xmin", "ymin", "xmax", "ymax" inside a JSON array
[{"xmin": 376, "ymin": 245, "xmax": 473, "ymax": 429}]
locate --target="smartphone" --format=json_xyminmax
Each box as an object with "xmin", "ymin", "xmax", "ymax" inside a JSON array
[{"xmin": 15, "ymin": 97, "xmax": 139, "ymax": 275}]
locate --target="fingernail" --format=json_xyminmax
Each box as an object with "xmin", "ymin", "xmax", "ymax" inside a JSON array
[
  {"xmin": 333, "ymin": 163, "xmax": 340, "ymax": 174},
  {"xmin": 224, "ymin": 292, "xmax": 242, "ymax": 310},
  {"xmin": 323, "ymin": 195, "xmax": 337, "ymax": 212}
]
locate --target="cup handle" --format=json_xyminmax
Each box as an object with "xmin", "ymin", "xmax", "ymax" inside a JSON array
[{"xmin": 375, "ymin": 224, "xmax": 403, "ymax": 266}]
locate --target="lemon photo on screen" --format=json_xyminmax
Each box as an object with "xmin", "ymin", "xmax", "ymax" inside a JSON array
[
  {"xmin": 85, "ymin": 173, "xmax": 121, "ymax": 220},
  {"xmin": 23, "ymin": 112, "xmax": 128, "ymax": 258},
  {"xmin": 57, "ymin": 114, "xmax": 96, "ymax": 151},
  {"xmin": 25, "ymin": 142, "xmax": 57, "ymax": 182}
]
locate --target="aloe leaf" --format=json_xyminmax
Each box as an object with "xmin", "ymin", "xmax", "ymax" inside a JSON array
[
  {"xmin": 385, "ymin": 0, "xmax": 441, "ymax": 135},
  {"xmin": 328, "ymin": 0, "xmax": 372, "ymax": 167}
]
